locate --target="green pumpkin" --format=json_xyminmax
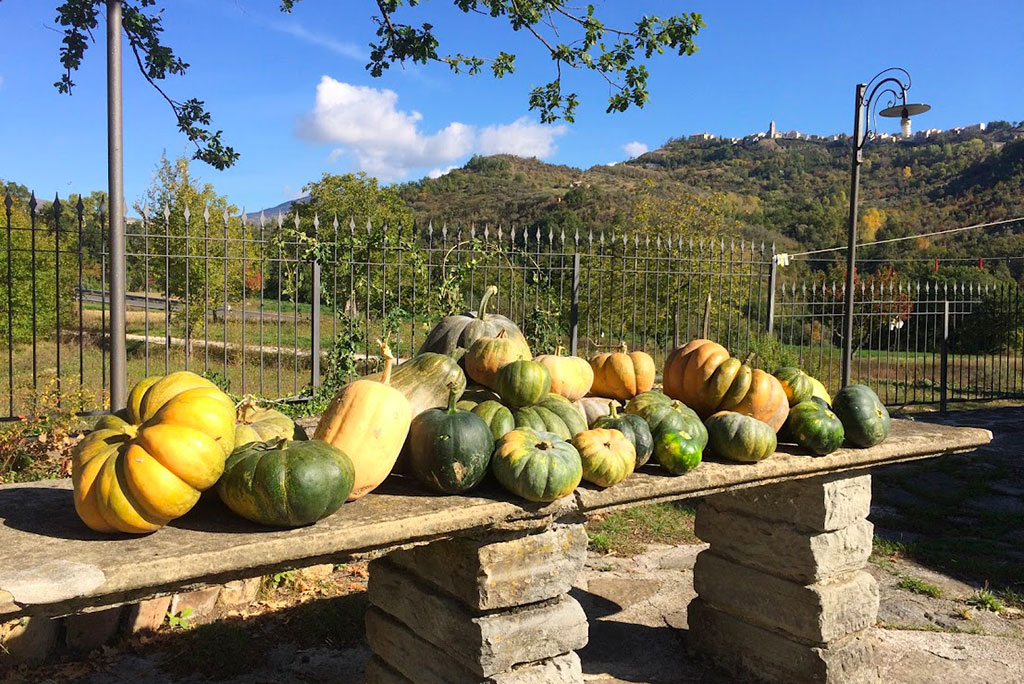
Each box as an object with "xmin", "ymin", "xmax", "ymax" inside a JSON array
[
  {"xmin": 773, "ymin": 367, "xmax": 815, "ymax": 407},
  {"xmin": 217, "ymin": 438, "xmax": 354, "ymax": 527},
  {"xmin": 366, "ymin": 352, "xmax": 466, "ymax": 418},
  {"xmin": 407, "ymin": 386, "xmax": 494, "ymax": 494},
  {"xmin": 785, "ymin": 400, "xmax": 845, "ymax": 456},
  {"xmin": 514, "ymin": 394, "xmax": 588, "ymax": 440},
  {"xmin": 593, "ymin": 402, "xmax": 654, "ymax": 467},
  {"xmin": 495, "ymin": 360, "xmax": 552, "ymax": 409},
  {"xmin": 418, "ymin": 285, "xmax": 527, "ymax": 356},
  {"xmin": 491, "ymin": 428, "xmax": 583, "ymax": 502},
  {"xmin": 653, "ymin": 429, "xmax": 703, "ymax": 475},
  {"xmin": 626, "ymin": 392, "xmax": 707, "ymax": 448},
  {"xmin": 471, "ymin": 400, "xmax": 516, "ymax": 441},
  {"xmin": 234, "ymin": 400, "xmax": 307, "ymax": 446},
  {"xmin": 705, "ymin": 411, "xmax": 777, "ymax": 463},
  {"xmin": 831, "ymin": 384, "xmax": 890, "ymax": 448}
]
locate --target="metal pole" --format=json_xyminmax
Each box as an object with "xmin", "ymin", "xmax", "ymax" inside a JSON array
[
  {"xmin": 310, "ymin": 253, "xmax": 322, "ymax": 388},
  {"xmin": 766, "ymin": 255, "xmax": 778, "ymax": 335},
  {"xmin": 841, "ymin": 83, "xmax": 866, "ymax": 388},
  {"xmin": 107, "ymin": 0, "xmax": 127, "ymax": 410},
  {"xmin": 940, "ymin": 299, "xmax": 949, "ymax": 412},
  {"xmin": 569, "ymin": 253, "xmax": 580, "ymax": 356}
]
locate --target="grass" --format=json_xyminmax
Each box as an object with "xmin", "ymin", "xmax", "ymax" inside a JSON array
[
  {"xmin": 587, "ymin": 501, "xmax": 698, "ymax": 555},
  {"xmin": 967, "ymin": 587, "xmax": 1004, "ymax": 612},
  {"xmin": 897, "ymin": 576, "xmax": 945, "ymax": 599}
]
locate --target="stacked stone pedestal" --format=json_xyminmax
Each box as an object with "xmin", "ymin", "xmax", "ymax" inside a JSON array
[
  {"xmin": 688, "ymin": 472, "xmax": 881, "ymax": 684},
  {"xmin": 366, "ymin": 523, "xmax": 589, "ymax": 684}
]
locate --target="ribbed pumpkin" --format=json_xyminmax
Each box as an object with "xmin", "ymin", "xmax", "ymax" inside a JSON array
[
  {"xmin": 705, "ymin": 411, "xmax": 777, "ymax": 463},
  {"xmin": 457, "ymin": 386, "xmax": 502, "ymax": 408},
  {"xmin": 494, "ymin": 360, "xmax": 551, "ymax": 408},
  {"xmin": 217, "ymin": 438, "xmax": 354, "ymax": 527},
  {"xmin": 514, "ymin": 394, "xmax": 588, "ymax": 440},
  {"xmin": 491, "ymin": 428, "xmax": 583, "ymax": 502},
  {"xmin": 653, "ymin": 429, "xmax": 703, "ymax": 475},
  {"xmin": 625, "ymin": 391, "xmax": 708, "ymax": 448},
  {"xmin": 464, "ymin": 329, "xmax": 532, "ymax": 389},
  {"xmin": 574, "ymin": 397, "xmax": 622, "ymax": 427},
  {"xmin": 471, "ymin": 400, "xmax": 516, "ymax": 441},
  {"xmin": 419, "ymin": 285, "xmax": 527, "ymax": 355},
  {"xmin": 407, "ymin": 385, "xmax": 494, "ymax": 494},
  {"xmin": 534, "ymin": 346, "xmax": 594, "ymax": 401},
  {"xmin": 831, "ymin": 384, "xmax": 890, "ymax": 448},
  {"xmin": 774, "ymin": 367, "xmax": 815, "ymax": 407},
  {"xmin": 72, "ymin": 372, "xmax": 236, "ymax": 534},
  {"xmin": 663, "ymin": 339, "xmax": 789, "ymax": 432},
  {"xmin": 572, "ymin": 428, "xmax": 636, "ymax": 487},
  {"xmin": 808, "ymin": 376, "xmax": 833, "ymax": 405},
  {"xmin": 314, "ymin": 343, "xmax": 412, "ymax": 500},
  {"xmin": 234, "ymin": 398, "xmax": 307, "ymax": 446},
  {"xmin": 785, "ymin": 400, "xmax": 845, "ymax": 456},
  {"xmin": 593, "ymin": 403, "xmax": 654, "ymax": 467},
  {"xmin": 589, "ymin": 343, "xmax": 655, "ymax": 401},
  {"xmin": 366, "ymin": 352, "xmax": 466, "ymax": 418}
]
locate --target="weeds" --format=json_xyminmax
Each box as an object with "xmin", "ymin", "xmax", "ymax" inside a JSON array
[
  {"xmin": 897, "ymin": 576, "xmax": 944, "ymax": 598},
  {"xmin": 967, "ymin": 585, "xmax": 1004, "ymax": 612},
  {"xmin": 166, "ymin": 607, "xmax": 194, "ymax": 630}
]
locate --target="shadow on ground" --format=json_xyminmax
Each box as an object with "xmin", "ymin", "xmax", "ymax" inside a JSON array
[{"xmin": 872, "ymin": 407, "xmax": 1024, "ymax": 602}]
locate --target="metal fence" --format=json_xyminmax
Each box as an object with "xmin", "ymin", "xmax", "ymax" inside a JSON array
[{"xmin": 2, "ymin": 190, "xmax": 1023, "ymax": 419}]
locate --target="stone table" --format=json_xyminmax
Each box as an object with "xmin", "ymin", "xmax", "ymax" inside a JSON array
[{"xmin": 0, "ymin": 419, "xmax": 992, "ymax": 683}]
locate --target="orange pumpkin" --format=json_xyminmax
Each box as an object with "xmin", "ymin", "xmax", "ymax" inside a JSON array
[
  {"xmin": 662, "ymin": 339, "xmax": 789, "ymax": 432},
  {"xmin": 464, "ymin": 329, "xmax": 531, "ymax": 389},
  {"xmin": 72, "ymin": 372, "xmax": 236, "ymax": 534},
  {"xmin": 588, "ymin": 343, "xmax": 655, "ymax": 401},
  {"xmin": 534, "ymin": 346, "xmax": 594, "ymax": 401},
  {"xmin": 314, "ymin": 343, "xmax": 413, "ymax": 500}
]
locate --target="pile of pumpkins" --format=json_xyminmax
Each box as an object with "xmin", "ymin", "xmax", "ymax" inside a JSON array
[{"xmin": 70, "ymin": 285, "xmax": 891, "ymax": 534}]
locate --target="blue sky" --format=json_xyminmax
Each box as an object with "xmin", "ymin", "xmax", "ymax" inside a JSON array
[{"xmin": 1, "ymin": 0, "xmax": 1022, "ymax": 210}]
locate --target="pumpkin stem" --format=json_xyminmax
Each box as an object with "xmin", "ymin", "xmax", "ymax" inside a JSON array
[
  {"xmin": 555, "ymin": 345, "xmax": 565, "ymax": 357},
  {"xmin": 608, "ymin": 401, "xmax": 619, "ymax": 418},
  {"xmin": 235, "ymin": 395, "xmax": 259, "ymax": 424},
  {"xmin": 536, "ymin": 441, "xmax": 554, "ymax": 451},
  {"xmin": 619, "ymin": 341, "xmax": 628, "ymax": 354},
  {"xmin": 496, "ymin": 329, "xmax": 508, "ymax": 340},
  {"xmin": 477, "ymin": 285, "xmax": 498, "ymax": 320},
  {"xmin": 445, "ymin": 382, "xmax": 461, "ymax": 413},
  {"xmin": 378, "ymin": 340, "xmax": 396, "ymax": 385},
  {"xmin": 743, "ymin": 351, "xmax": 757, "ymax": 367}
]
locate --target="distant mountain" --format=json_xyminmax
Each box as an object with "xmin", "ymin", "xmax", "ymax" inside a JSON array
[{"xmin": 245, "ymin": 196, "xmax": 307, "ymax": 223}]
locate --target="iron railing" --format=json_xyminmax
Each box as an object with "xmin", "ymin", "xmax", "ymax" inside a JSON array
[{"xmin": 2, "ymin": 190, "xmax": 1023, "ymax": 418}]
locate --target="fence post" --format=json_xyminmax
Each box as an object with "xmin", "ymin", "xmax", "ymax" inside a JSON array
[
  {"xmin": 106, "ymin": 0, "xmax": 127, "ymax": 411},
  {"xmin": 940, "ymin": 299, "xmax": 949, "ymax": 413},
  {"xmin": 766, "ymin": 253, "xmax": 778, "ymax": 335},
  {"xmin": 569, "ymin": 253, "xmax": 581, "ymax": 356},
  {"xmin": 310, "ymin": 241, "xmax": 322, "ymax": 390}
]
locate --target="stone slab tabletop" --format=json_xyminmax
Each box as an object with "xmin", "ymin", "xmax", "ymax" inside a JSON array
[{"xmin": 0, "ymin": 419, "xmax": 990, "ymax": 619}]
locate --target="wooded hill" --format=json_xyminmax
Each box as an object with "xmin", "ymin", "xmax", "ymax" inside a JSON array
[{"xmin": 396, "ymin": 122, "xmax": 1024, "ymax": 283}]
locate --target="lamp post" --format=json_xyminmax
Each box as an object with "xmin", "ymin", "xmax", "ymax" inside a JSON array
[
  {"xmin": 841, "ymin": 67, "xmax": 930, "ymax": 387},
  {"xmin": 107, "ymin": 0, "xmax": 127, "ymax": 410}
]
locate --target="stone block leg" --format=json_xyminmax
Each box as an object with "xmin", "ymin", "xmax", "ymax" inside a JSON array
[
  {"xmin": 688, "ymin": 472, "xmax": 881, "ymax": 684},
  {"xmin": 366, "ymin": 523, "xmax": 589, "ymax": 684}
]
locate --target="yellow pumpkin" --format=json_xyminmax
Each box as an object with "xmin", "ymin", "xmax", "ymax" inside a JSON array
[
  {"xmin": 589, "ymin": 343, "xmax": 655, "ymax": 401},
  {"xmin": 571, "ymin": 428, "xmax": 636, "ymax": 487},
  {"xmin": 72, "ymin": 372, "xmax": 236, "ymax": 534},
  {"xmin": 314, "ymin": 343, "xmax": 412, "ymax": 500},
  {"xmin": 535, "ymin": 346, "xmax": 594, "ymax": 402},
  {"xmin": 464, "ymin": 329, "xmax": 531, "ymax": 389},
  {"xmin": 662, "ymin": 339, "xmax": 789, "ymax": 432}
]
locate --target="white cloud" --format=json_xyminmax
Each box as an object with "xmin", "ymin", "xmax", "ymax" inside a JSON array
[
  {"xmin": 297, "ymin": 76, "xmax": 567, "ymax": 181},
  {"xmin": 271, "ymin": 22, "xmax": 364, "ymax": 60},
  {"xmin": 427, "ymin": 166, "xmax": 457, "ymax": 179},
  {"xmin": 478, "ymin": 118, "xmax": 567, "ymax": 158},
  {"xmin": 622, "ymin": 141, "xmax": 648, "ymax": 159}
]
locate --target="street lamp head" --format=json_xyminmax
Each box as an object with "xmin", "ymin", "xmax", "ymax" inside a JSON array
[{"xmin": 879, "ymin": 102, "xmax": 931, "ymax": 139}]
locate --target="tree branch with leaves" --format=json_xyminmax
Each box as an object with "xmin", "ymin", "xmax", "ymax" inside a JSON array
[{"xmin": 34, "ymin": 0, "xmax": 704, "ymax": 169}]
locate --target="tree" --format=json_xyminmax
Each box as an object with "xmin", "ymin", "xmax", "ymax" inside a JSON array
[
  {"xmin": 36, "ymin": 1, "xmax": 705, "ymax": 169},
  {"xmin": 133, "ymin": 155, "xmax": 244, "ymax": 356}
]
